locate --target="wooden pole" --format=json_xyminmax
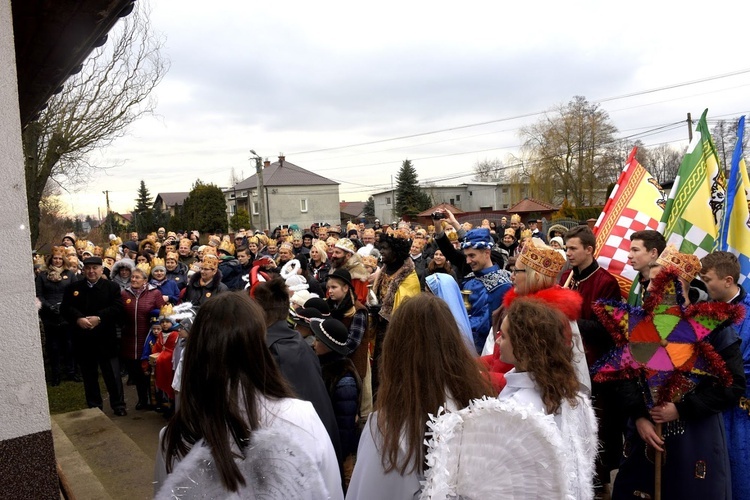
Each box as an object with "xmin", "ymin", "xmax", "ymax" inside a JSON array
[
  {"xmin": 654, "ymin": 422, "xmax": 663, "ymax": 500},
  {"xmin": 563, "ymin": 271, "xmax": 574, "ymax": 289},
  {"xmin": 687, "ymin": 113, "xmax": 693, "ymax": 142}
]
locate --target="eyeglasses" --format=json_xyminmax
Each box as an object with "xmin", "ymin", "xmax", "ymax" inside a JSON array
[{"xmin": 511, "ymin": 268, "xmax": 527, "ymax": 275}]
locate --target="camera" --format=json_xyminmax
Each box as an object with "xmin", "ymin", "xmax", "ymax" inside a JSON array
[{"xmin": 431, "ymin": 212, "xmax": 447, "ymax": 220}]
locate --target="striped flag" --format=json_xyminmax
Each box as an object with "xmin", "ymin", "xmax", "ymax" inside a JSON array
[
  {"xmin": 594, "ymin": 147, "xmax": 666, "ymax": 299},
  {"xmin": 717, "ymin": 116, "xmax": 750, "ymax": 285},
  {"xmin": 658, "ymin": 109, "xmax": 725, "ymax": 259}
]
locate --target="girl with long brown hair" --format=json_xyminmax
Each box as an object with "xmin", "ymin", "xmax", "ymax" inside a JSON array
[
  {"xmin": 346, "ymin": 293, "xmax": 493, "ymax": 499},
  {"xmin": 155, "ymin": 292, "xmax": 343, "ymax": 499}
]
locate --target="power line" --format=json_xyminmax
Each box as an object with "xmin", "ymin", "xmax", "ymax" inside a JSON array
[{"xmin": 288, "ymin": 68, "xmax": 750, "ymax": 156}]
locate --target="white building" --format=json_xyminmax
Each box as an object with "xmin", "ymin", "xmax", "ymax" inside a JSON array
[{"xmin": 225, "ymin": 156, "xmax": 340, "ymax": 231}]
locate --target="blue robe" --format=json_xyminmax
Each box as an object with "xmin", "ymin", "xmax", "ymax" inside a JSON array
[{"xmin": 725, "ymin": 286, "xmax": 750, "ymax": 500}]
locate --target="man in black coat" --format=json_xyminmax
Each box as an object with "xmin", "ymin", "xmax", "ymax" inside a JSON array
[
  {"xmin": 61, "ymin": 257, "xmax": 127, "ymax": 415},
  {"xmin": 252, "ymin": 277, "xmax": 343, "ymax": 463}
]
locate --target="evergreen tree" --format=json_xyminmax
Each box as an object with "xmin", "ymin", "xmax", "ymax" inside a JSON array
[
  {"xmin": 182, "ymin": 180, "xmax": 228, "ymax": 233},
  {"xmin": 395, "ymin": 159, "xmax": 432, "ymax": 217},
  {"xmin": 133, "ymin": 180, "xmax": 155, "ymax": 235},
  {"xmin": 229, "ymin": 209, "xmax": 251, "ymax": 231},
  {"xmin": 363, "ymin": 196, "xmax": 375, "ymax": 217}
]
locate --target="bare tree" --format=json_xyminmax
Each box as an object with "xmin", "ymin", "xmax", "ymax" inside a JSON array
[
  {"xmin": 645, "ymin": 144, "xmax": 683, "ymax": 185},
  {"xmin": 23, "ymin": 2, "xmax": 168, "ymax": 247},
  {"xmin": 471, "ymin": 158, "xmax": 505, "ymax": 182},
  {"xmin": 520, "ymin": 96, "xmax": 618, "ymax": 207},
  {"xmin": 711, "ymin": 118, "xmax": 748, "ymax": 172}
]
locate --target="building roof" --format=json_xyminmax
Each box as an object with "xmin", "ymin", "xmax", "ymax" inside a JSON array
[
  {"xmin": 154, "ymin": 192, "xmax": 189, "ymax": 207},
  {"xmin": 417, "ymin": 203, "xmax": 464, "ymax": 217},
  {"xmin": 12, "ymin": 0, "xmax": 135, "ymax": 126},
  {"xmin": 507, "ymin": 197, "xmax": 559, "ymax": 213},
  {"xmin": 232, "ymin": 158, "xmax": 338, "ymax": 190},
  {"xmin": 340, "ymin": 201, "xmax": 366, "ymax": 217}
]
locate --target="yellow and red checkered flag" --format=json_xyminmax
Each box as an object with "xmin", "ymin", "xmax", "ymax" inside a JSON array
[{"xmin": 593, "ymin": 147, "xmax": 666, "ymax": 300}]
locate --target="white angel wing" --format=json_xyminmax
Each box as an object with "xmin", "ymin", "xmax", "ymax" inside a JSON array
[
  {"xmin": 421, "ymin": 397, "xmax": 569, "ymax": 500},
  {"xmin": 156, "ymin": 428, "xmax": 328, "ymax": 500}
]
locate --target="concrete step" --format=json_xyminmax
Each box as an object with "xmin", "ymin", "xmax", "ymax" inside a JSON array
[{"xmin": 52, "ymin": 408, "xmax": 155, "ymax": 500}]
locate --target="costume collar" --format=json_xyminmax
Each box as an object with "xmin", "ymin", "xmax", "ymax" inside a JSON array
[
  {"xmin": 504, "ymin": 369, "xmax": 534, "ymax": 389},
  {"xmin": 573, "ymin": 259, "xmax": 599, "ymax": 280}
]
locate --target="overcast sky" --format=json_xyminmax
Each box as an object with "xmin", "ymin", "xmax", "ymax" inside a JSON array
[{"xmin": 60, "ymin": 0, "xmax": 750, "ymax": 218}]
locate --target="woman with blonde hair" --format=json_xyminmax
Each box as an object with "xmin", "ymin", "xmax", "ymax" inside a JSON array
[
  {"xmin": 346, "ymin": 294, "xmax": 493, "ymax": 499},
  {"xmin": 309, "ymin": 240, "xmax": 331, "ymax": 286}
]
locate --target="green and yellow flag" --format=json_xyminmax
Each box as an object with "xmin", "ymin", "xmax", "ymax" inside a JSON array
[{"xmin": 657, "ymin": 109, "xmax": 725, "ymax": 258}]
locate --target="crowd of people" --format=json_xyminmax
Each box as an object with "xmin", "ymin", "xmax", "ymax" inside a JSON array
[{"xmin": 32, "ymin": 213, "xmax": 749, "ymax": 499}]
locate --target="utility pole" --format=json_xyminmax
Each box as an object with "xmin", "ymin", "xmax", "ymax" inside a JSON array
[
  {"xmin": 103, "ymin": 190, "xmax": 112, "ymax": 235},
  {"xmin": 250, "ymin": 150, "xmax": 267, "ymax": 232},
  {"xmin": 687, "ymin": 112, "xmax": 693, "ymax": 142}
]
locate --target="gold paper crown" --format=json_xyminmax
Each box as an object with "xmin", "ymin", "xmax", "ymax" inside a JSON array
[
  {"xmin": 279, "ymin": 241, "xmax": 293, "ymax": 251},
  {"xmin": 93, "ymin": 246, "xmax": 103, "ymax": 257},
  {"xmin": 166, "ymin": 251, "xmax": 179, "ymax": 262},
  {"xmin": 656, "ymin": 244, "xmax": 702, "ymax": 283},
  {"xmin": 104, "ymin": 246, "xmax": 117, "ymax": 259},
  {"xmin": 82, "ymin": 243, "xmax": 95, "ymax": 255},
  {"xmin": 201, "ymin": 254, "xmax": 219, "ymax": 270},
  {"xmin": 363, "ymin": 228, "xmax": 375, "ymax": 237},
  {"xmin": 208, "ymin": 235, "xmax": 221, "ymax": 247},
  {"xmin": 34, "ymin": 254, "xmax": 46, "ymax": 266},
  {"xmin": 110, "ymin": 236, "xmax": 122, "ymax": 247},
  {"xmin": 266, "ymin": 238, "xmax": 277, "ymax": 246},
  {"xmin": 75, "ymin": 240, "xmax": 87, "ymax": 250},
  {"xmin": 447, "ymin": 230, "xmax": 458, "ymax": 242},
  {"xmin": 180, "ymin": 238, "xmax": 192, "ymax": 247},
  {"xmin": 520, "ymin": 229, "xmax": 532, "ymax": 239},
  {"xmin": 517, "ymin": 239, "xmax": 566, "ymax": 278},
  {"xmin": 152, "ymin": 257, "xmax": 165, "ymax": 268},
  {"xmin": 202, "ymin": 246, "xmax": 218, "ymax": 257},
  {"xmin": 136, "ymin": 262, "xmax": 151, "ymax": 277},
  {"xmin": 510, "ymin": 213, "xmax": 521, "ymax": 223},
  {"xmin": 361, "ymin": 255, "xmax": 378, "ymax": 269},
  {"xmin": 504, "ymin": 228, "xmax": 516, "ymax": 238},
  {"xmin": 158, "ymin": 303, "xmax": 174, "ymax": 320},
  {"xmin": 218, "ymin": 239, "xmax": 235, "ymax": 255},
  {"xmin": 51, "ymin": 246, "xmax": 66, "ymax": 257},
  {"xmin": 291, "ymin": 230, "xmax": 303, "ymax": 240}
]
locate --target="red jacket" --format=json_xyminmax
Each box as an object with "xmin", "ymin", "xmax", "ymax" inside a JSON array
[{"xmin": 121, "ymin": 285, "xmax": 165, "ymax": 360}]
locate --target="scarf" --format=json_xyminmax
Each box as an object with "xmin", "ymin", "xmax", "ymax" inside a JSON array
[
  {"xmin": 374, "ymin": 258, "xmax": 414, "ymax": 321},
  {"xmin": 46, "ymin": 265, "xmax": 65, "ymax": 283}
]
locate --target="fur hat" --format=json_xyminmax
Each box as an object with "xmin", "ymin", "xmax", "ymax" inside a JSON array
[
  {"xmin": 517, "ymin": 239, "xmax": 566, "ymax": 278},
  {"xmin": 656, "ymin": 244, "xmax": 702, "ymax": 283},
  {"xmin": 335, "ymin": 238, "xmax": 357, "ymax": 254}
]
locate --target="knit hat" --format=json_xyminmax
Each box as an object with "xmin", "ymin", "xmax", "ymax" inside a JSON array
[
  {"xmin": 310, "ymin": 318, "xmax": 350, "ymax": 355},
  {"xmin": 549, "ymin": 236, "xmax": 565, "ymax": 249},
  {"xmin": 460, "ymin": 228, "xmax": 493, "ymax": 250},
  {"xmin": 517, "ymin": 239, "xmax": 565, "ymax": 278},
  {"xmin": 62, "ymin": 233, "xmax": 76, "ymax": 245},
  {"xmin": 656, "ymin": 244, "xmax": 702, "ymax": 283},
  {"xmin": 334, "ymin": 238, "xmax": 356, "ymax": 254}
]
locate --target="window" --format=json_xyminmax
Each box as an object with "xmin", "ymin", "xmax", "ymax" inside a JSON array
[
  {"xmin": 456, "ymin": 194, "xmax": 461, "ymax": 202},
  {"xmin": 502, "ymin": 188, "xmax": 508, "ymax": 194},
  {"xmin": 230, "ymin": 204, "xmax": 236, "ymax": 215},
  {"xmin": 450, "ymin": 198, "xmax": 455, "ymax": 205},
  {"xmin": 228, "ymin": 193, "xmax": 236, "ymax": 199},
  {"xmin": 252, "ymin": 201, "xmax": 260, "ymax": 215},
  {"xmin": 386, "ymin": 197, "xmax": 391, "ymax": 205},
  {"xmin": 502, "ymin": 204, "xmax": 509, "ymax": 209},
  {"xmin": 241, "ymin": 191, "xmax": 247, "ymax": 198},
  {"xmin": 300, "ymin": 199, "xmax": 308, "ymax": 213}
]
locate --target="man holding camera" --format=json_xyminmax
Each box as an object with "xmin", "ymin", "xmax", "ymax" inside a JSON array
[{"xmin": 432, "ymin": 209, "xmax": 512, "ymax": 354}]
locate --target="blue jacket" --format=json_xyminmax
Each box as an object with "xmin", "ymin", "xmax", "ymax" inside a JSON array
[
  {"xmin": 462, "ymin": 265, "xmax": 512, "ymax": 354},
  {"xmin": 150, "ymin": 278, "xmax": 180, "ymax": 304}
]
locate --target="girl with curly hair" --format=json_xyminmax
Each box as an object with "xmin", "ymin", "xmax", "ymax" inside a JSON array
[{"xmin": 498, "ymin": 298, "xmax": 597, "ymax": 498}]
